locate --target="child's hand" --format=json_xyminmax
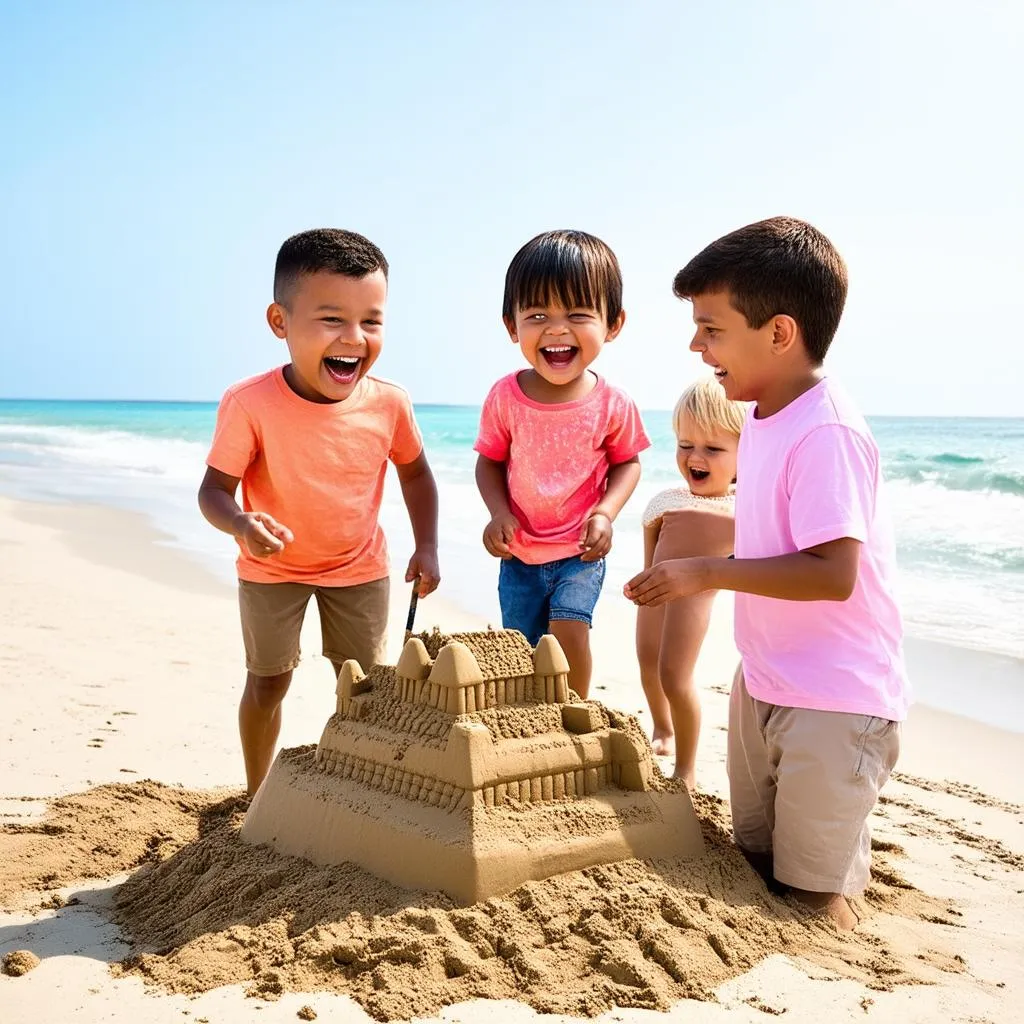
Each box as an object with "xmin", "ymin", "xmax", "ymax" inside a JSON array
[
  {"xmin": 406, "ymin": 546, "xmax": 440, "ymax": 597},
  {"xmin": 483, "ymin": 512, "xmax": 520, "ymax": 559},
  {"xmin": 624, "ymin": 558, "xmax": 709, "ymax": 606},
  {"xmin": 579, "ymin": 512, "xmax": 612, "ymax": 562},
  {"xmin": 234, "ymin": 512, "xmax": 294, "ymax": 558}
]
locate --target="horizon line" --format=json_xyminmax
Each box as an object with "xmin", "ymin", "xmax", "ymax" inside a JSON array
[{"xmin": 0, "ymin": 395, "xmax": 1021, "ymax": 421}]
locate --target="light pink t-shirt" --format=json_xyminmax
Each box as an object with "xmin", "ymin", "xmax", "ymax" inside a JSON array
[
  {"xmin": 474, "ymin": 371, "xmax": 650, "ymax": 564},
  {"xmin": 734, "ymin": 377, "xmax": 909, "ymax": 720}
]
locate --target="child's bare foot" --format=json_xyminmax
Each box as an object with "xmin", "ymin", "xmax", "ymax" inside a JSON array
[
  {"xmin": 651, "ymin": 731, "xmax": 674, "ymax": 756},
  {"xmin": 789, "ymin": 889, "xmax": 860, "ymax": 931},
  {"xmin": 671, "ymin": 767, "xmax": 696, "ymax": 791}
]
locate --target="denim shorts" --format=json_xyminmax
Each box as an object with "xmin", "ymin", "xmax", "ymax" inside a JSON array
[{"xmin": 498, "ymin": 555, "xmax": 606, "ymax": 647}]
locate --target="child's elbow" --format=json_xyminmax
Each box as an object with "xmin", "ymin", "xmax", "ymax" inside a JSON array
[{"xmin": 828, "ymin": 569, "xmax": 858, "ymax": 602}]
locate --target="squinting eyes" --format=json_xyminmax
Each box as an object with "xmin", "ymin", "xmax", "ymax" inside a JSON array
[{"xmin": 526, "ymin": 312, "xmax": 596, "ymax": 320}]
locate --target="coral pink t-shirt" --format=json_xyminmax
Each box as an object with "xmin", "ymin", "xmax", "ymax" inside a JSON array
[
  {"xmin": 734, "ymin": 378, "xmax": 910, "ymax": 720},
  {"xmin": 474, "ymin": 371, "xmax": 650, "ymax": 564},
  {"xmin": 206, "ymin": 367, "xmax": 423, "ymax": 586}
]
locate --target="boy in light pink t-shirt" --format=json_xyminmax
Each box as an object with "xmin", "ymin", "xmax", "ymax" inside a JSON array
[
  {"xmin": 626, "ymin": 217, "xmax": 908, "ymax": 931},
  {"xmin": 475, "ymin": 230, "xmax": 650, "ymax": 699}
]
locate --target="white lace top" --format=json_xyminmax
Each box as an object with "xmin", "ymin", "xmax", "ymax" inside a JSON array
[{"xmin": 641, "ymin": 486, "xmax": 735, "ymax": 528}]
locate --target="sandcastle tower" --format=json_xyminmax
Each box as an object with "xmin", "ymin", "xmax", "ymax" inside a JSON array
[{"xmin": 242, "ymin": 630, "xmax": 703, "ymax": 905}]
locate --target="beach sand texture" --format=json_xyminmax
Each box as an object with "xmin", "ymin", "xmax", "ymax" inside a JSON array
[{"xmin": 1, "ymin": 496, "xmax": 1023, "ymax": 1023}]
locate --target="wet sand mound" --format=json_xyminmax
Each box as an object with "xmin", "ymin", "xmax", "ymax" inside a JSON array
[{"xmin": 1, "ymin": 779, "xmax": 965, "ymax": 1020}]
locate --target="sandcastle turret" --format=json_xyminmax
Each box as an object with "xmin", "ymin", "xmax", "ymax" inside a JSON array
[
  {"xmin": 533, "ymin": 633, "xmax": 571, "ymax": 702},
  {"xmin": 428, "ymin": 641, "xmax": 484, "ymax": 714},
  {"xmin": 335, "ymin": 659, "xmax": 370, "ymax": 717},
  {"xmin": 396, "ymin": 637, "xmax": 432, "ymax": 702}
]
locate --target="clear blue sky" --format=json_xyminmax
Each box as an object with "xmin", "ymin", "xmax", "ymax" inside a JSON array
[{"xmin": 1, "ymin": 1, "xmax": 1020, "ymax": 415}]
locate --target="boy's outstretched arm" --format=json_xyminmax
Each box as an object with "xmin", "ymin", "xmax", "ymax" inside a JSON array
[
  {"xmin": 624, "ymin": 537, "xmax": 860, "ymax": 607},
  {"xmin": 580, "ymin": 455, "xmax": 641, "ymax": 562},
  {"xmin": 395, "ymin": 452, "xmax": 440, "ymax": 597},
  {"xmin": 198, "ymin": 466, "xmax": 293, "ymax": 558},
  {"xmin": 476, "ymin": 454, "xmax": 519, "ymax": 559}
]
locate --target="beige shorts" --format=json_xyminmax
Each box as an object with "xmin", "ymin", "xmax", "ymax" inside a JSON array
[
  {"xmin": 727, "ymin": 666, "xmax": 900, "ymax": 896},
  {"xmin": 238, "ymin": 577, "xmax": 390, "ymax": 677}
]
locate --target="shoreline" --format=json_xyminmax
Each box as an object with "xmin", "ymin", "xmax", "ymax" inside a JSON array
[{"xmin": 5, "ymin": 489, "xmax": 1021, "ymax": 751}]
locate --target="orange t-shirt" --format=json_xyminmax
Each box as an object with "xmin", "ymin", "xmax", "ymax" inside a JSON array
[{"xmin": 206, "ymin": 367, "xmax": 423, "ymax": 586}]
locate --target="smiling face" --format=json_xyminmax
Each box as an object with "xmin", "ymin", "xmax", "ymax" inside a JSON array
[
  {"xmin": 267, "ymin": 270, "xmax": 387, "ymax": 403},
  {"xmin": 504, "ymin": 302, "xmax": 624, "ymax": 393},
  {"xmin": 675, "ymin": 413, "xmax": 739, "ymax": 497},
  {"xmin": 687, "ymin": 290, "xmax": 777, "ymax": 405}
]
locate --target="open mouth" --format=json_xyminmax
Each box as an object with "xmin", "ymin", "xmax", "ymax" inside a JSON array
[
  {"xmin": 712, "ymin": 367, "xmax": 728, "ymax": 384},
  {"xmin": 540, "ymin": 345, "xmax": 578, "ymax": 370},
  {"xmin": 688, "ymin": 467, "xmax": 710, "ymax": 483},
  {"xmin": 323, "ymin": 355, "xmax": 361, "ymax": 384}
]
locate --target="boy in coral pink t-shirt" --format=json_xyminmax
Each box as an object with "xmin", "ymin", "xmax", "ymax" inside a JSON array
[
  {"xmin": 199, "ymin": 229, "xmax": 440, "ymax": 797},
  {"xmin": 626, "ymin": 217, "xmax": 909, "ymax": 931},
  {"xmin": 475, "ymin": 230, "xmax": 650, "ymax": 699}
]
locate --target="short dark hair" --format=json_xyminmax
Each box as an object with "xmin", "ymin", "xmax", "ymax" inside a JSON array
[
  {"xmin": 273, "ymin": 228, "xmax": 388, "ymax": 306},
  {"xmin": 502, "ymin": 229, "xmax": 623, "ymax": 328},
  {"xmin": 672, "ymin": 217, "xmax": 848, "ymax": 365}
]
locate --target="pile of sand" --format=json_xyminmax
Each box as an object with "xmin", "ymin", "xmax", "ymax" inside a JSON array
[
  {"xmin": 1, "ymin": 778, "xmax": 966, "ymax": 1021},
  {"xmin": 2, "ymin": 949, "xmax": 41, "ymax": 976},
  {"xmin": 0, "ymin": 781, "xmax": 245, "ymax": 905}
]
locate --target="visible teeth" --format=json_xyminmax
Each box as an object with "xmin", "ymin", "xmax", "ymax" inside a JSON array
[
  {"xmin": 327, "ymin": 356, "xmax": 359, "ymax": 365},
  {"xmin": 543, "ymin": 346, "xmax": 574, "ymax": 353}
]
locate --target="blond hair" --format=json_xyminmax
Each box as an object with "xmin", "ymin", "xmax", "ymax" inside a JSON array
[{"xmin": 671, "ymin": 376, "xmax": 746, "ymax": 440}]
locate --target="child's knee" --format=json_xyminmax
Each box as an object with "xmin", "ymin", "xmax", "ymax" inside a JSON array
[
  {"xmin": 635, "ymin": 626, "xmax": 661, "ymax": 669},
  {"xmin": 637, "ymin": 645, "xmax": 660, "ymax": 675},
  {"xmin": 550, "ymin": 617, "xmax": 590, "ymax": 650},
  {"xmin": 658, "ymin": 650, "xmax": 697, "ymax": 687},
  {"xmin": 245, "ymin": 670, "xmax": 292, "ymax": 709}
]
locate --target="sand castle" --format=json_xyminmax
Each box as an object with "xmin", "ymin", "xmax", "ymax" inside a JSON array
[{"xmin": 241, "ymin": 629, "xmax": 703, "ymax": 905}]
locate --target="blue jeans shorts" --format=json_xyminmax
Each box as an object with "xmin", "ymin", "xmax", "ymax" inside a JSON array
[{"xmin": 498, "ymin": 555, "xmax": 606, "ymax": 647}]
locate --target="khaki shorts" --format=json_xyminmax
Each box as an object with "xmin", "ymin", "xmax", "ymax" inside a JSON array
[
  {"xmin": 727, "ymin": 666, "xmax": 900, "ymax": 896},
  {"xmin": 238, "ymin": 577, "xmax": 390, "ymax": 677}
]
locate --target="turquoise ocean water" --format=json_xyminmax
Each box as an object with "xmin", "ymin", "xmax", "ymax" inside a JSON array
[{"xmin": 2, "ymin": 396, "xmax": 1023, "ymax": 715}]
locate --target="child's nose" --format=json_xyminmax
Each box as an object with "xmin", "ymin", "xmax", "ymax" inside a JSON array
[{"xmin": 689, "ymin": 334, "xmax": 704, "ymax": 352}]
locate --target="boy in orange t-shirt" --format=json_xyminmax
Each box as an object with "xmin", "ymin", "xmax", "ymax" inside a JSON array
[{"xmin": 199, "ymin": 228, "xmax": 440, "ymax": 796}]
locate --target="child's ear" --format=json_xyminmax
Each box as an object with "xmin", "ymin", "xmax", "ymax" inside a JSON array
[
  {"xmin": 266, "ymin": 303, "xmax": 288, "ymax": 339},
  {"xmin": 503, "ymin": 315, "xmax": 519, "ymax": 343},
  {"xmin": 771, "ymin": 314, "xmax": 799, "ymax": 356},
  {"xmin": 605, "ymin": 308, "xmax": 626, "ymax": 343}
]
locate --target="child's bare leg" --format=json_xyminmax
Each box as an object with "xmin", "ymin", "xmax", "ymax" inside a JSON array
[
  {"xmin": 636, "ymin": 605, "xmax": 674, "ymax": 755},
  {"xmin": 239, "ymin": 669, "xmax": 293, "ymax": 798},
  {"xmin": 658, "ymin": 593, "xmax": 714, "ymax": 788},
  {"xmin": 549, "ymin": 619, "xmax": 592, "ymax": 699}
]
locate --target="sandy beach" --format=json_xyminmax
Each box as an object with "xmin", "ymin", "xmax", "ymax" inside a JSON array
[{"xmin": 2, "ymin": 494, "xmax": 1023, "ymax": 1023}]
